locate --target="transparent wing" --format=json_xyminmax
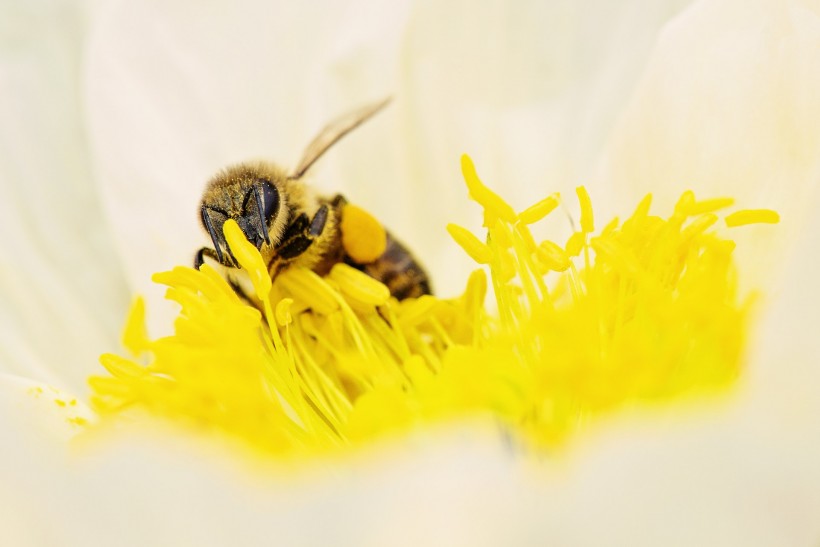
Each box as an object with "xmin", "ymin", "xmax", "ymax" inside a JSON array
[{"xmin": 290, "ymin": 97, "xmax": 391, "ymax": 179}]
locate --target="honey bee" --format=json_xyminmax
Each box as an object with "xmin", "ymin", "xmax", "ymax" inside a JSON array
[{"xmin": 195, "ymin": 99, "xmax": 431, "ymax": 301}]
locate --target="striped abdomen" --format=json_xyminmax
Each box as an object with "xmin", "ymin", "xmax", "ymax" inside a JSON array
[{"xmin": 345, "ymin": 232, "xmax": 432, "ymax": 300}]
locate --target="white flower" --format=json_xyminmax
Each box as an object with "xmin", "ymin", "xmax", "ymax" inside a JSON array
[{"xmin": 2, "ymin": 0, "xmax": 820, "ymax": 545}]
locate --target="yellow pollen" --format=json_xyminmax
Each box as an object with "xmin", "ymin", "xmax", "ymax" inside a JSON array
[
  {"xmin": 340, "ymin": 204, "xmax": 388, "ymax": 263},
  {"xmin": 89, "ymin": 154, "xmax": 776, "ymax": 461}
]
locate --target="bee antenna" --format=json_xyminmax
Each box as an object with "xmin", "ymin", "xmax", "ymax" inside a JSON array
[
  {"xmin": 201, "ymin": 206, "xmax": 225, "ymax": 263},
  {"xmin": 290, "ymin": 97, "xmax": 392, "ymax": 179},
  {"xmin": 253, "ymin": 183, "xmax": 271, "ymax": 245}
]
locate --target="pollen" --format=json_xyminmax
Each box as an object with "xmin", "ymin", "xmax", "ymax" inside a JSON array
[
  {"xmin": 340, "ymin": 203, "xmax": 388, "ymax": 263},
  {"xmin": 88, "ymin": 155, "xmax": 776, "ymax": 461}
]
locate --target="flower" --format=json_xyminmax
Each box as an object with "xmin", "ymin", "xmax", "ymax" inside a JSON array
[
  {"xmin": 89, "ymin": 154, "xmax": 777, "ymax": 459},
  {"xmin": 3, "ymin": 0, "xmax": 820, "ymax": 545}
]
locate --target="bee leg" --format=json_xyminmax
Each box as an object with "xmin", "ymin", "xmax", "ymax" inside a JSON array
[
  {"xmin": 273, "ymin": 213, "xmax": 311, "ymax": 261},
  {"xmin": 330, "ymin": 194, "xmax": 347, "ymax": 208},
  {"xmin": 275, "ymin": 205, "xmax": 329, "ymax": 260},
  {"xmin": 194, "ymin": 247, "xmax": 221, "ymax": 269},
  {"xmin": 227, "ymin": 278, "xmax": 262, "ymax": 312},
  {"xmin": 196, "ymin": 245, "xmax": 239, "ymax": 268},
  {"xmin": 309, "ymin": 204, "xmax": 329, "ymax": 236},
  {"xmin": 283, "ymin": 212, "xmax": 310, "ymax": 237}
]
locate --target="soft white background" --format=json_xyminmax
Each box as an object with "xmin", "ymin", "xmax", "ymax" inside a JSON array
[{"xmin": 2, "ymin": 0, "xmax": 820, "ymax": 545}]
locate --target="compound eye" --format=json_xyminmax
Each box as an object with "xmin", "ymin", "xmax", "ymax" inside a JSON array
[
  {"xmin": 258, "ymin": 179, "xmax": 280, "ymax": 224},
  {"xmin": 242, "ymin": 179, "xmax": 280, "ymax": 247}
]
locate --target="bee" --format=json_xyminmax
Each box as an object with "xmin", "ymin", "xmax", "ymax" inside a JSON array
[{"xmin": 195, "ymin": 99, "xmax": 432, "ymax": 301}]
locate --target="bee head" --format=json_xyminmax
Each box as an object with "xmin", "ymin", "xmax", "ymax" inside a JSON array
[{"xmin": 200, "ymin": 178, "xmax": 281, "ymax": 267}]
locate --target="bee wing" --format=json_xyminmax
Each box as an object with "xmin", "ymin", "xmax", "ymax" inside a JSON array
[{"xmin": 289, "ymin": 97, "xmax": 391, "ymax": 179}]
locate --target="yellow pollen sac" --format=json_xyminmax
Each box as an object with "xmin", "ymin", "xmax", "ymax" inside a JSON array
[
  {"xmin": 683, "ymin": 197, "xmax": 735, "ymax": 216},
  {"xmin": 565, "ymin": 231, "xmax": 586, "ymax": 257},
  {"xmin": 462, "ymin": 269, "xmax": 487, "ymax": 307},
  {"xmin": 278, "ymin": 268, "xmax": 340, "ymax": 316},
  {"xmin": 460, "ymin": 154, "xmax": 517, "ymax": 225},
  {"xmin": 90, "ymin": 152, "xmax": 777, "ymax": 462},
  {"xmin": 576, "ymin": 186, "xmax": 594, "ymax": 233},
  {"xmin": 492, "ymin": 219, "xmax": 514, "ymax": 249},
  {"xmin": 634, "ymin": 193, "xmax": 653, "ymax": 219},
  {"xmin": 329, "ymin": 263, "xmax": 391, "ymax": 307},
  {"xmin": 447, "ymin": 223, "xmax": 493, "ymax": 264},
  {"xmin": 397, "ymin": 294, "xmax": 438, "ymax": 327},
  {"xmin": 121, "ymin": 296, "xmax": 151, "ymax": 357},
  {"xmin": 341, "ymin": 204, "xmax": 388, "ymax": 263},
  {"xmin": 725, "ymin": 209, "xmax": 780, "ymax": 227},
  {"xmin": 674, "ymin": 190, "xmax": 696, "ymax": 216},
  {"xmin": 518, "ymin": 193, "xmax": 560, "ymax": 225},
  {"xmin": 535, "ymin": 241, "xmax": 570, "ymax": 272},
  {"xmin": 275, "ymin": 298, "xmax": 294, "ymax": 326},
  {"xmin": 99, "ymin": 353, "xmax": 147, "ymax": 379}
]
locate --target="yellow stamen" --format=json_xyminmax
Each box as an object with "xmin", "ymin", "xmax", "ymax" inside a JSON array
[
  {"xmin": 278, "ymin": 269, "xmax": 340, "ymax": 316},
  {"xmin": 329, "ymin": 263, "xmax": 391, "ymax": 307},
  {"xmin": 576, "ymin": 186, "xmax": 594, "ymax": 233},
  {"xmin": 565, "ymin": 232, "xmax": 586, "ymax": 257},
  {"xmin": 121, "ymin": 297, "xmax": 151, "ymax": 356},
  {"xmin": 460, "ymin": 154, "xmax": 517, "ymax": 225},
  {"xmin": 725, "ymin": 209, "xmax": 781, "ymax": 227},
  {"xmin": 683, "ymin": 197, "xmax": 735, "ymax": 216},
  {"xmin": 519, "ymin": 193, "xmax": 560, "ymax": 225},
  {"xmin": 536, "ymin": 241, "xmax": 571, "ymax": 272},
  {"xmin": 90, "ymin": 153, "xmax": 776, "ymax": 462},
  {"xmin": 224, "ymin": 219, "xmax": 271, "ymax": 298},
  {"xmin": 275, "ymin": 298, "xmax": 294, "ymax": 326},
  {"xmin": 447, "ymin": 223, "xmax": 493, "ymax": 264}
]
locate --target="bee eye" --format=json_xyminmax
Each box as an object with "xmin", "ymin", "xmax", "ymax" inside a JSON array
[
  {"xmin": 258, "ymin": 179, "xmax": 280, "ymax": 224},
  {"xmin": 241, "ymin": 179, "xmax": 280, "ymax": 248}
]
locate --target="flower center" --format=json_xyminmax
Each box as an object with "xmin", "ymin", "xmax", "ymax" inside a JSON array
[{"xmin": 89, "ymin": 154, "xmax": 778, "ymax": 459}]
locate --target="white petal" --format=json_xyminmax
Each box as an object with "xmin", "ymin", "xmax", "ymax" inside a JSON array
[
  {"xmin": 0, "ymin": 0, "xmax": 129, "ymax": 390},
  {"xmin": 0, "ymin": 417, "xmax": 536, "ymax": 546},
  {"xmin": 599, "ymin": 0, "xmax": 820, "ymax": 287}
]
